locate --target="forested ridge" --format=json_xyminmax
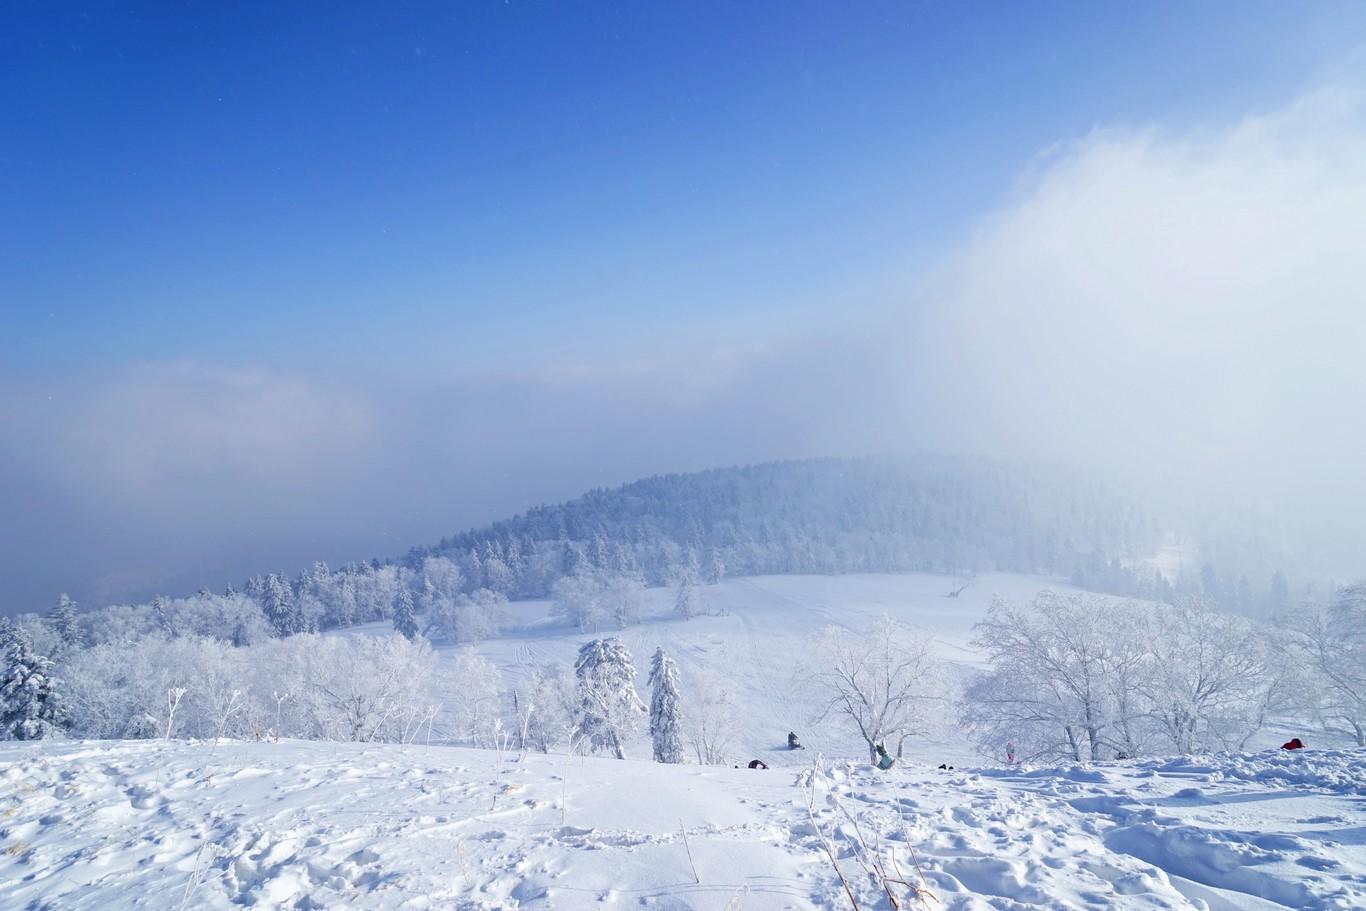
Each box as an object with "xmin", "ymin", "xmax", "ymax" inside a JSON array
[{"xmin": 411, "ymin": 456, "xmax": 1163, "ymax": 595}]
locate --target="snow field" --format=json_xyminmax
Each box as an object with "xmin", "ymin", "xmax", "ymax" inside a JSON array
[
  {"xmin": 6, "ymin": 571, "xmax": 1363, "ymax": 909},
  {"xmin": 371, "ymin": 572, "xmax": 1065, "ymax": 767},
  {"xmin": 2, "ymin": 738, "xmax": 1362, "ymax": 909}
]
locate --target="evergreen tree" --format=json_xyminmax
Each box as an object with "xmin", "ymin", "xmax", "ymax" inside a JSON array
[
  {"xmin": 705, "ymin": 547, "xmax": 726, "ymax": 585},
  {"xmin": 0, "ymin": 616, "xmax": 18, "ymax": 651},
  {"xmin": 648, "ymin": 647, "xmax": 684, "ymax": 763},
  {"xmin": 573, "ymin": 638, "xmax": 644, "ymax": 759},
  {"xmin": 261, "ymin": 573, "xmax": 300, "ymax": 637},
  {"xmin": 151, "ymin": 595, "xmax": 171, "ymax": 634},
  {"xmin": 393, "ymin": 585, "xmax": 419, "ymax": 640},
  {"xmin": 674, "ymin": 574, "xmax": 704, "ymax": 620},
  {"xmin": 0, "ymin": 637, "xmax": 66, "ymax": 740},
  {"xmin": 47, "ymin": 593, "xmax": 82, "ymax": 648}
]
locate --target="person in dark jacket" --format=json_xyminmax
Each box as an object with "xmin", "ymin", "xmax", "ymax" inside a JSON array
[{"xmin": 788, "ymin": 732, "xmax": 802, "ymax": 750}]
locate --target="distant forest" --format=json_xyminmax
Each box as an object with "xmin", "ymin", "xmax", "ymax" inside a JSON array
[
  {"xmin": 414, "ymin": 455, "xmax": 1164, "ymax": 595},
  {"xmin": 18, "ymin": 456, "xmax": 1306, "ymax": 652}
]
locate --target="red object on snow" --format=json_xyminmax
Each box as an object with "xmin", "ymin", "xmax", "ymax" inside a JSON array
[{"xmin": 1280, "ymin": 738, "xmax": 1305, "ymax": 750}]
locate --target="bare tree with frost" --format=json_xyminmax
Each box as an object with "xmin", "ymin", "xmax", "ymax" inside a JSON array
[{"xmin": 805, "ymin": 615, "xmax": 942, "ymax": 763}]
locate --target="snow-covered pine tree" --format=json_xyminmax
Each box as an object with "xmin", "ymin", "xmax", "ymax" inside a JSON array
[
  {"xmin": 261, "ymin": 573, "xmax": 299, "ymax": 637},
  {"xmin": 648, "ymin": 647, "xmax": 684, "ymax": 763},
  {"xmin": 151, "ymin": 594, "xmax": 171, "ymax": 633},
  {"xmin": 705, "ymin": 547, "xmax": 726, "ymax": 585},
  {"xmin": 393, "ymin": 585, "xmax": 418, "ymax": 640},
  {"xmin": 573, "ymin": 638, "xmax": 644, "ymax": 759},
  {"xmin": 0, "ymin": 637, "xmax": 66, "ymax": 740},
  {"xmin": 674, "ymin": 574, "xmax": 703, "ymax": 620},
  {"xmin": 47, "ymin": 593, "xmax": 82, "ymax": 648}
]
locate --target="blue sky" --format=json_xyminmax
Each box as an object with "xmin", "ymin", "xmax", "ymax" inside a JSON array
[
  {"xmin": 4, "ymin": 2, "xmax": 1358, "ymax": 375},
  {"xmin": 4, "ymin": 2, "xmax": 1366, "ymax": 610}
]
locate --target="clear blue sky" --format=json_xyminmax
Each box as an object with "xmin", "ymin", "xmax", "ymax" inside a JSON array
[{"xmin": 3, "ymin": 2, "xmax": 1357, "ymax": 377}]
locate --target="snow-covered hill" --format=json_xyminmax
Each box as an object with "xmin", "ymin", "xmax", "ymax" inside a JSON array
[
  {"xmin": 333, "ymin": 571, "xmax": 1061, "ymax": 767},
  {"xmin": 3, "ymin": 737, "xmax": 1363, "ymax": 910},
  {"xmin": 340, "ymin": 571, "xmax": 1310, "ymax": 764}
]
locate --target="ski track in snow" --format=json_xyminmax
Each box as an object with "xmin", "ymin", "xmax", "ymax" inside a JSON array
[{"xmin": 2, "ymin": 739, "xmax": 1363, "ymax": 910}]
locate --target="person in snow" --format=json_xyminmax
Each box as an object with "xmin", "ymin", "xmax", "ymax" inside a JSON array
[
  {"xmin": 874, "ymin": 742, "xmax": 895, "ymax": 770},
  {"xmin": 787, "ymin": 731, "xmax": 802, "ymax": 750},
  {"xmin": 747, "ymin": 759, "xmax": 769, "ymax": 769},
  {"xmin": 1281, "ymin": 737, "xmax": 1305, "ymax": 750}
]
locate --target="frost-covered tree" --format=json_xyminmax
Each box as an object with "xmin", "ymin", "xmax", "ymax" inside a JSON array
[
  {"xmin": 806, "ymin": 616, "xmax": 942, "ymax": 762},
  {"xmin": 393, "ymin": 585, "xmax": 419, "ymax": 640},
  {"xmin": 685, "ymin": 668, "xmax": 741, "ymax": 765},
  {"xmin": 573, "ymin": 638, "xmax": 644, "ymax": 759},
  {"xmin": 648, "ymin": 647, "xmax": 684, "ymax": 763},
  {"xmin": 601, "ymin": 572, "xmax": 644, "ymax": 629},
  {"xmin": 293, "ymin": 633, "xmax": 436, "ymax": 742},
  {"xmin": 515, "ymin": 663, "xmax": 577, "ymax": 753},
  {"xmin": 47, "ymin": 593, "xmax": 83, "ymax": 649},
  {"xmin": 552, "ymin": 570, "xmax": 642, "ymax": 631},
  {"xmin": 1144, "ymin": 598, "xmax": 1288, "ymax": 754},
  {"xmin": 553, "ymin": 571, "xmax": 605, "ymax": 632},
  {"xmin": 431, "ymin": 588, "xmax": 504, "ymax": 644},
  {"xmin": 440, "ymin": 648, "xmax": 503, "ymax": 747},
  {"xmin": 705, "ymin": 547, "xmax": 726, "ymax": 586},
  {"xmin": 151, "ymin": 594, "xmax": 171, "ymax": 633},
  {"xmin": 82, "ymin": 604, "xmax": 156, "ymax": 646},
  {"xmin": 964, "ymin": 591, "xmax": 1289, "ymax": 761},
  {"xmin": 1288, "ymin": 582, "xmax": 1366, "ymax": 745},
  {"xmin": 674, "ymin": 574, "xmax": 704, "ymax": 620},
  {"xmin": 481, "ymin": 542, "xmax": 514, "ymax": 595},
  {"xmin": 261, "ymin": 573, "xmax": 302, "ymax": 637},
  {"xmin": 1, "ymin": 637, "xmax": 66, "ymax": 740},
  {"xmin": 963, "ymin": 592, "xmax": 1125, "ymax": 762}
]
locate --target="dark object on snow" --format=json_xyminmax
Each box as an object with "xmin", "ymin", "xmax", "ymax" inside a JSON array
[
  {"xmin": 747, "ymin": 759, "xmax": 769, "ymax": 770},
  {"xmin": 788, "ymin": 732, "xmax": 803, "ymax": 750},
  {"xmin": 937, "ymin": 763, "xmax": 955, "ymax": 770},
  {"xmin": 874, "ymin": 742, "xmax": 895, "ymax": 770},
  {"xmin": 1281, "ymin": 738, "xmax": 1305, "ymax": 750}
]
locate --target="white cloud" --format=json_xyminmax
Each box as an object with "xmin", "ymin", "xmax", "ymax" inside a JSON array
[
  {"xmin": 49, "ymin": 362, "xmax": 379, "ymax": 499},
  {"xmin": 901, "ymin": 83, "xmax": 1366, "ymax": 487}
]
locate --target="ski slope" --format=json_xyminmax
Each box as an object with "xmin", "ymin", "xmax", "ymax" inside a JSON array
[
  {"xmin": 341, "ymin": 571, "xmax": 1069, "ymax": 767},
  {"xmin": 341, "ymin": 571, "xmax": 1315, "ymax": 764}
]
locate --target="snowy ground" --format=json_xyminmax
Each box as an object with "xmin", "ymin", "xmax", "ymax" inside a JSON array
[
  {"xmin": 6, "ymin": 572, "xmax": 1361, "ymax": 908},
  {"xmin": 2, "ymin": 738, "xmax": 1363, "ymax": 910}
]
